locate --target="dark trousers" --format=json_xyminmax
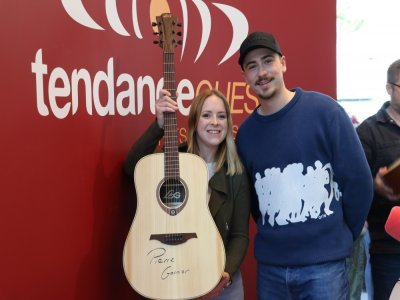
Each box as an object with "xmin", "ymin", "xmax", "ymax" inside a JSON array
[{"xmin": 371, "ymin": 254, "xmax": 400, "ymax": 300}]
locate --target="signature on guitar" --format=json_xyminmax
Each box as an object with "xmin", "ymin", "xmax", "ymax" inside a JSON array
[{"xmin": 147, "ymin": 247, "xmax": 190, "ymax": 280}]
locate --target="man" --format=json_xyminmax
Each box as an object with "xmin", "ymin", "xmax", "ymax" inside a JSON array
[
  {"xmin": 235, "ymin": 31, "xmax": 373, "ymax": 299},
  {"xmin": 356, "ymin": 59, "xmax": 400, "ymax": 300}
]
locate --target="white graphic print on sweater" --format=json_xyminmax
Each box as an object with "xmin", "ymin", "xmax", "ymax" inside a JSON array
[{"xmin": 254, "ymin": 161, "xmax": 342, "ymax": 226}]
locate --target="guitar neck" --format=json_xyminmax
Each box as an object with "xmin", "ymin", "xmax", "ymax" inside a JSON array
[{"xmin": 163, "ymin": 50, "xmax": 179, "ymax": 179}]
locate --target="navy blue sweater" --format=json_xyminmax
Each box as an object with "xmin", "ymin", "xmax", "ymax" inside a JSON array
[{"xmin": 236, "ymin": 88, "xmax": 373, "ymax": 266}]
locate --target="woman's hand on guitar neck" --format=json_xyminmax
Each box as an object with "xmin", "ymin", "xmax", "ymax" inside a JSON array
[{"xmin": 156, "ymin": 89, "xmax": 179, "ymax": 129}]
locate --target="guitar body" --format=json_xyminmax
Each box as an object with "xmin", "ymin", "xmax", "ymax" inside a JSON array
[{"xmin": 123, "ymin": 152, "xmax": 225, "ymax": 299}]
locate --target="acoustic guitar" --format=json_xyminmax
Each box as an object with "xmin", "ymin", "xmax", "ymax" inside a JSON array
[{"xmin": 123, "ymin": 13, "xmax": 225, "ymax": 300}]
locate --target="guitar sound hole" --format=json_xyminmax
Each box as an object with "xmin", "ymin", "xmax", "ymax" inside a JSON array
[{"xmin": 159, "ymin": 178, "xmax": 187, "ymax": 211}]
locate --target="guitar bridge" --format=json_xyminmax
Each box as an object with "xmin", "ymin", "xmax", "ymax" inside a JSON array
[{"xmin": 150, "ymin": 233, "xmax": 197, "ymax": 245}]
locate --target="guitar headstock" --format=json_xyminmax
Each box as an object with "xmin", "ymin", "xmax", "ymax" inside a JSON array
[{"xmin": 153, "ymin": 13, "xmax": 182, "ymax": 52}]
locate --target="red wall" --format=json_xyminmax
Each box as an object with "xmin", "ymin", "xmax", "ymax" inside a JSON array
[{"xmin": 0, "ymin": 1, "xmax": 336, "ymax": 299}]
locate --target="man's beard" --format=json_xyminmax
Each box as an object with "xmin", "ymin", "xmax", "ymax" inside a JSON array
[
  {"xmin": 257, "ymin": 89, "xmax": 275, "ymax": 101},
  {"xmin": 255, "ymin": 77, "xmax": 275, "ymax": 100},
  {"xmin": 391, "ymin": 102, "xmax": 400, "ymax": 115}
]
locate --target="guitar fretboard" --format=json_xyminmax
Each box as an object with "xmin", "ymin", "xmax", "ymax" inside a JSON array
[{"xmin": 163, "ymin": 51, "xmax": 179, "ymax": 180}]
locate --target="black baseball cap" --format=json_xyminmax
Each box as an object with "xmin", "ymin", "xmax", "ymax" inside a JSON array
[{"xmin": 238, "ymin": 32, "xmax": 282, "ymax": 68}]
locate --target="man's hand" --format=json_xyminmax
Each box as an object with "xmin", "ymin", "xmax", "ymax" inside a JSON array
[{"xmin": 375, "ymin": 167, "xmax": 400, "ymax": 201}]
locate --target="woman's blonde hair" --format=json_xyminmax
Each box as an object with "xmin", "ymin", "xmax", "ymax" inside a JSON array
[{"xmin": 187, "ymin": 89, "xmax": 243, "ymax": 175}]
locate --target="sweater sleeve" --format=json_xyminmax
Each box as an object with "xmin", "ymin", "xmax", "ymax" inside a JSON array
[
  {"xmin": 123, "ymin": 120, "xmax": 164, "ymax": 178},
  {"xmin": 236, "ymin": 127, "xmax": 260, "ymax": 223},
  {"xmin": 329, "ymin": 106, "xmax": 373, "ymax": 240}
]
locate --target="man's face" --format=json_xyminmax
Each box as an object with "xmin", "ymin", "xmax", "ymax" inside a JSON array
[
  {"xmin": 387, "ymin": 78, "xmax": 400, "ymax": 113},
  {"xmin": 242, "ymin": 48, "xmax": 286, "ymax": 101}
]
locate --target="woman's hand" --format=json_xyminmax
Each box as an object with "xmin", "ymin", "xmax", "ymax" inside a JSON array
[
  {"xmin": 155, "ymin": 89, "xmax": 178, "ymax": 129},
  {"xmin": 197, "ymin": 272, "xmax": 231, "ymax": 299}
]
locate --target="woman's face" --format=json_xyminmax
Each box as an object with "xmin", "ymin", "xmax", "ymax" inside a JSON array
[{"xmin": 195, "ymin": 95, "xmax": 228, "ymax": 151}]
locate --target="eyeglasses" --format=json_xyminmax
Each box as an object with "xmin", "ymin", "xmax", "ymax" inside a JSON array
[{"xmin": 389, "ymin": 82, "xmax": 400, "ymax": 88}]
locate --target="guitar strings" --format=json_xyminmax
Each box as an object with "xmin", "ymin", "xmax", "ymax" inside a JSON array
[{"xmin": 164, "ymin": 50, "xmax": 179, "ymax": 239}]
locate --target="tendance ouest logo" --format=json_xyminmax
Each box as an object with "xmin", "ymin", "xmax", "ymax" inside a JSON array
[{"xmin": 31, "ymin": 0, "xmax": 257, "ymax": 119}]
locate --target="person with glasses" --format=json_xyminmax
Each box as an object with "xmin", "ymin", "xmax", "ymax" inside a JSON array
[{"xmin": 357, "ymin": 59, "xmax": 400, "ymax": 300}]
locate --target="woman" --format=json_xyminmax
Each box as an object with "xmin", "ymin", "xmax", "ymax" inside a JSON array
[{"xmin": 123, "ymin": 89, "xmax": 250, "ymax": 299}]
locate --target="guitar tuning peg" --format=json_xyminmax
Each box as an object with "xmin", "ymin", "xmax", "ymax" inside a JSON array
[
  {"xmin": 177, "ymin": 40, "xmax": 183, "ymax": 45},
  {"xmin": 153, "ymin": 41, "xmax": 160, "ymax": 45},
  {"xmin": 177, "ymin": 32, "xmax": 182, "ymax": 36},
  {"xmin": 151, "ymin": 22, "xmax": 157, "ymax": 27},
  {"xmin": 153, "ymin": 32, "xmax": 159, "ymax": 35},
  {"xmin": 177, "ymin": 22, "xmax": 182, "ymax": 27}
]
